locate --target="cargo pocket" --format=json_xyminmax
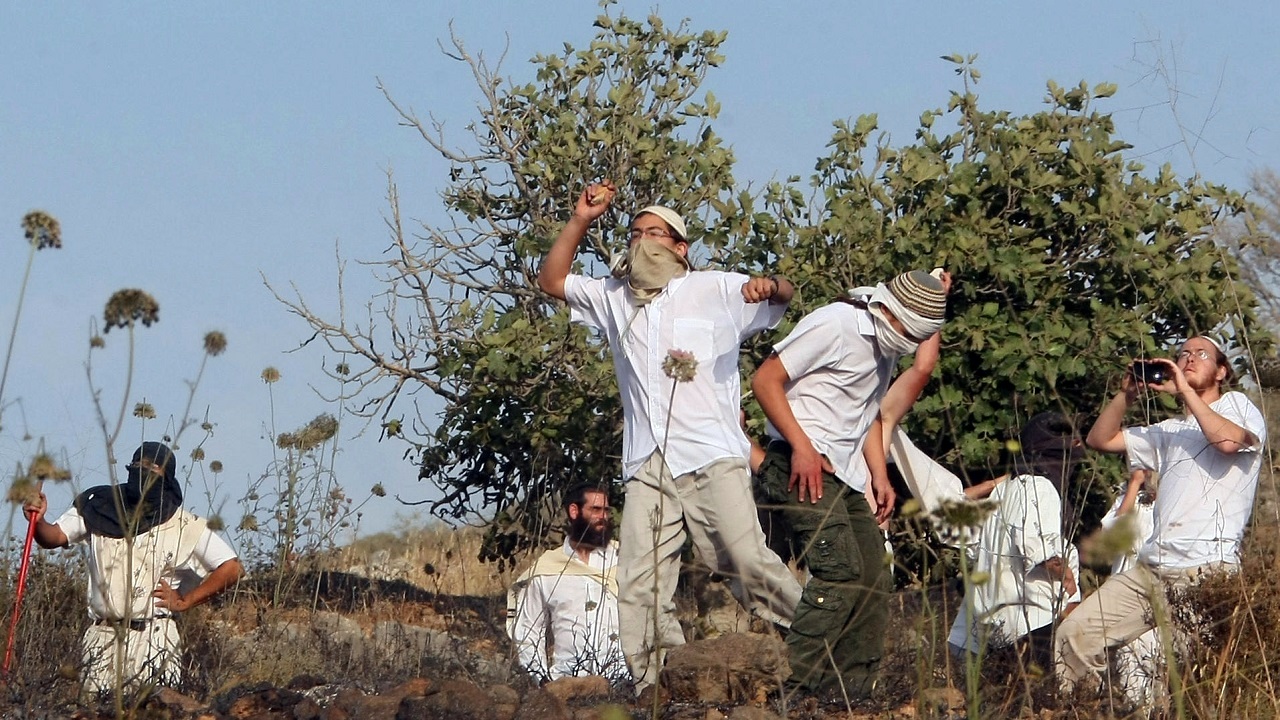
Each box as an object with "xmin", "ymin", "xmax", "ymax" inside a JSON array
[
  {"xmin": 789, "ymin": 581, "xmax": 847, "ymax": 638},
  {"xmin": 800, "ymin": 520, "xmax": 862, "ymax": 583},
  {"xmin": 754, "ymin": 451, "xmax": 792, "ymax": 505}
]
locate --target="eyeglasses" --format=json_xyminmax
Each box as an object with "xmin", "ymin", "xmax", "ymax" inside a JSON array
[
  {"xmin": 628, "ymin": 228, "xmax": 672, "ymax": 241},
  {"xmin": 1177, "ymin": 348, "xmax": 1213, "ymax": 362}
]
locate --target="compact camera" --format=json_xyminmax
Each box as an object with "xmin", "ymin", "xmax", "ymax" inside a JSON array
[{"xmin": 1130, "ymin": 360, "xmax": 1170, "ymax": 385}]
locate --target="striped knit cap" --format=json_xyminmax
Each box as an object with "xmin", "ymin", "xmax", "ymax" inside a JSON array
[
  {"xmin": 889, "ymin": 270, "xmax": 946, "ymax": 320},
  {"xmin": 869, "ymin": 270, "xmax": 947, "ymax": 341}
]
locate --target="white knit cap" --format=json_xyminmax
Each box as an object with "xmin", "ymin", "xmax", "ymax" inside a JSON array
[{"xmin": 633, "ymin": 205, "xmax": 688, "ymax": 242}]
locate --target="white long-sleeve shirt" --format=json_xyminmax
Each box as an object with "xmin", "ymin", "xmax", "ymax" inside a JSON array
[
  {"xmin": 564, "ymin": 271, "xmax": 785, "ymax": 479},
  {"xmin": 509, "ymin": 541, "xmax": 628, "ymax": 682}
]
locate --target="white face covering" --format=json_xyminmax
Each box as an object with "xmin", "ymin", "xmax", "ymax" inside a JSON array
[{"xmin": 871, "ymin": 309, "xmax": 919, "ymax": 359}]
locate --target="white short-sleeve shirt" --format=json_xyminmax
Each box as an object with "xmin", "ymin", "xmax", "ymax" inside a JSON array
[
  {"xmin": 766, "ymin": 302, "xmax": 896, "ymax": 491},
  {"xmin": 57, "ymin": 507, "xmax": 239, "ymax": 619},
  {"xmin": 1125, "ymin": 391, "xmax": 1267, "ymax": 568},
  {"xmin": 564, "ymin": 271, "xmax": 785, "ymax": 479}
]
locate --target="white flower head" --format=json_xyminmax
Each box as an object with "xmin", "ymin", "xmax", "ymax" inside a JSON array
[{"xmin": 662, "ymin": 349, "xmax": 699, "ymax": 383}]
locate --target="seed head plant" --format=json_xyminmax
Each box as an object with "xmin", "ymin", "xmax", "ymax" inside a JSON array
[{"xmin": 1, "ymin": 211, "xmax": 64, "ymax": 428}]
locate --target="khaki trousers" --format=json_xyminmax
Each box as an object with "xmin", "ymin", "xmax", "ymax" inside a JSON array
[
  {"xmin": 1055, "ymin": 562, "xmax": 1223, "ymax": 690},
  {"xmin": 617, "ymin": 451, "xmax": 802, "ymax": 691}
]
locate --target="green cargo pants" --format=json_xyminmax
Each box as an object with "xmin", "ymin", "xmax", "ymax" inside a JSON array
[{"xmin": 756, "ymin": 443, "xmax": 891, "ymax": 697}]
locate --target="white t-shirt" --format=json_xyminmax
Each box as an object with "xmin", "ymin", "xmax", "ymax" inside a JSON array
[
  {"xmin": 766, "ymin": 303, "xmax": 896, "ymax": 491},
  {"xmin": 564, "ymin": 271, "xmax": 785, "ymax": 479},
  {"xmin": 510, "ymin": 541, "xmax": 628, "ymax": 682},
  {"xmin": 1125, "ymin": 391, "xmax": 1267, "ymax": 568},
  {"xmin": 57, "ymin": 507, "xmax": 238, "ymax": 620},
  {"xmin": 947, "ymin": 474, "xmax": 1081, "ymax": 652}
]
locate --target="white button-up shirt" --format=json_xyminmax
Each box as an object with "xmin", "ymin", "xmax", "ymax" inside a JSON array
[
  {"xmin": 766, "ymin": 302, "xmax": 896, "ymax": 491},
  {"xmin": 1125, "ymin": 391, "xmax": 1266, "ymax": 568},
  {"xmin": 510, "ymin": 541, "xmax": 627, "ymax": 682},
  {"xmin": 564, "ymin": 271, "xmax": 785, "ymax": 479}
]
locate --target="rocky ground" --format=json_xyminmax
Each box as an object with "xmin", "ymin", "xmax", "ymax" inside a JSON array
[{"xmin": 0, "ymin": 570, "xmax": 978, "ymax": 720}]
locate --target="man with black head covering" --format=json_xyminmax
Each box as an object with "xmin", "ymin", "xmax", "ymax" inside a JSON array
[
  {"xmin": 947, "ymin": 412, "xmax": 1084, "ymax": 672},
  {"xmin": 24, "ymin": 442, "xmax": 243, "ymax": 695}
]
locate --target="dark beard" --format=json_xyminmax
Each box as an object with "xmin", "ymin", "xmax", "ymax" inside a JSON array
[{"xmin": 567, "ymin": 515, "xmax": 611, "ymax": 549}]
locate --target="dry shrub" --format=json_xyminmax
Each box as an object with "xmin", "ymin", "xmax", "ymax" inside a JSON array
[
  {"xmin": 0, "ymin": 541, "xmax": 88, "ymax": 714},
  {"xmin": 339, "ymin": 524, "xmax": 517, "ymax": 597},
  {"xmin": 1172, "ymin": 531, "xmax": 1280, "ymax": 718}
]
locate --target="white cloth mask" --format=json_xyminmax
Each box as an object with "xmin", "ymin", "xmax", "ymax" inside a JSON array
[{"xmin": 872, "ymin": 309, "xmax": 919, "ymax": 359}]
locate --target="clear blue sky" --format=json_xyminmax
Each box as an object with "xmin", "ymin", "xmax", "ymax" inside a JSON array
[{"xmin": 2, "ymin": 2, "xmax": 1276, "ymax": 544}]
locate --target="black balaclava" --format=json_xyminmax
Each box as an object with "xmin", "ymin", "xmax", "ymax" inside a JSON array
[{"xmin": 76, "ymin": 441, "xmax": 183, "ymax": 538}]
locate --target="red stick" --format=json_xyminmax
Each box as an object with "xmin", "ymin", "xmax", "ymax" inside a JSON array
[{"xmin": 4, "ymin": 481, "xmax": 43, "ymax": 677}]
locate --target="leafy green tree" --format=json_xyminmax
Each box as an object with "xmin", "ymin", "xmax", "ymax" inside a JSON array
[
  {"xmin": 274, "ymin": 9, "xmax": 751, "ymax": 563},
  {"xmin": 278, "ymin": 23, "xmax": 1267, "ymax": 564},
  {"xmin": 742, "ymin": 58, "xmax": 1266, "ymax": 482}
]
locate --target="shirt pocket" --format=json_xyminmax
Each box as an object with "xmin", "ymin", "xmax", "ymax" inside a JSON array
[{"xmin": 672, "ymin": 319, "xmax": 716, "ymax": 368}]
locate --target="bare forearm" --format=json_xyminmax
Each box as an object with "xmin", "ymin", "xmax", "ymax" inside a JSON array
[
  {"xmin": 1086, "ymin": 392, "xmax": 1131, "ymax": 453},
  {"xmin": 32, "ymin": 519, "xmax": 68, "ymax": 549},
  {"xmin": 180, "ymin": 559, "xmax": 243, "ymax": 611},
  {"xmin": 537, "ymin": 215, "xmax": 592, "ymax": 300},
  {"xmin": 1115, "ymin": 470, "xmax": 1147, "ymax": 516},
  {"xmin": 1182, "ymin": 391, "xmax": 1256, "ymax": 453}
]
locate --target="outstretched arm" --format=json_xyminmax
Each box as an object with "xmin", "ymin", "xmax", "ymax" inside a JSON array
[
  {"xmin": 878, "ymin": 331, "xmax": 941, "ymax": 451},
  {"xmin": 537, "ymin": 181, "xmax": 615, "ymax": 301}
]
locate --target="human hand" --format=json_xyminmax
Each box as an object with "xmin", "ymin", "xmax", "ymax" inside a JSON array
[
  {"xmin": 870, "ymin": 474, "xmax": 896, "ymax": 524},
  {"xmin": 741, "ymin": 276, "xmax": 780, "ymax": 304},
  {"xmin": 1138, "ymin": 357, "xmax": 1185, "ymax": 396},
  {"xmin": 22, "ymin": 492, "xmax": 47, "ymax": 521},
  {"xmin": 931, "ymin": 268, "xmax": 953, "ymax": 295},
  {"xmin": 574, "ymin": 180, "xmax": 616, "ymax": 222},
  {"xmin": 153, "ymin": 580, "xmax": 187, "ymax": 613},
  {"xmin": 788, "ymin": 444, "xmax": 832, "ymax": 504}
]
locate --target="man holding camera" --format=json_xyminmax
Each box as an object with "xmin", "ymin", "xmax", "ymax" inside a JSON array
[{"xmin": 1056, "ymin": 336, "xmax": 1266, "ymax": 691}]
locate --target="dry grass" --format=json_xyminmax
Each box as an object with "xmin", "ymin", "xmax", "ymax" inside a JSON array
[{"xmin": 5, "ymin": 493, "xmax": 1280, "ymax": 719}]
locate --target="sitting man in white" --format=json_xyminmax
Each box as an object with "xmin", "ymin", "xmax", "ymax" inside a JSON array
[
  {"xmin": 508, "ymin": 483, "xmax": 629, "ymax": 683},
  {"xmin": 24, "ymin": 442, "xmax": 243, "ymax": 696}
]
